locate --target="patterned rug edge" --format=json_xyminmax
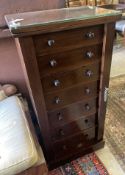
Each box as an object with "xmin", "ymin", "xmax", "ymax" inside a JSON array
[{"xmin": 49, "ymin": 152, "xmax": 110, "ymax": 175}]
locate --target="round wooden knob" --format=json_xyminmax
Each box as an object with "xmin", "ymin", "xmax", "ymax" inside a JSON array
[
  {"xmin": 49, "ymin": 59, "xmax": 57, "ymax": 67},
  {"xmin": 85, "ymin": 70, "xmax": 93, "ymax": 77},
  {"xmin": 59, "ymin": 129, "xmax": 65, "ymax": 136},
  {"xmin": 85, "ymin": 119, "xmax": 89, "ymax": 123},
  {"xmin": 55, "ymin": 97, "xmax": 61, "ymax": 104},
  {"xmin": 48, "ymin": 39, "xmax": 55, "ymax": 46},
  {"xmin": 53, "ymin": 80, "xmax": 60, "ymax": 87},
  {"xmin": 85, "ymin": 88, "xmax": 90, "ymax": 94},
  {"xmin": 86, "ymin": 32, "xmax": 95, "ymax": 39},
  {"xmin": 85, "ymin": 134, "xmax": 89, "ymax": 138},
  {"xmin": 63, "ymin": 145, "xmax": 67, "ymax": 150},
  {"xmin": 86, "ymin": 51, "xmax": 94, "ymax": 58},
  {"xmin": 77, "ymin": 143, "xmax": 83, "ymax": 148},
  {"xmin": 85, "ymin": 104, "xmax": 90, "ymax": 111},
  {"xmin": 57, "ymin": 112, "xmax": 63, "ymax": 121}
]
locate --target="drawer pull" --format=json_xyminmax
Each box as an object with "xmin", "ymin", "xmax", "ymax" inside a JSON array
[
  {"xmin": 55, "ymin": 97, "xmax": 61, "ymax": 104},
  {"xmin": 85, "ymin": 70, "xmax": 93, "ymax": 77},
  {"xmin": 85, "ymin": 88, "xmax": 91, "ymax": 95},
  {"xmin": 77, "ymin": 143, "xmax": 83, "ymax": 148},
  {"xmin": 63, "ymin": 145, "xmax": 67, "ymax": 150},
  {"xmin": 53, "ymin": 80, "xmax": 60, "ymax": 87},
  {"xmin": 59, "ymin": 129, "xmax": 65, "ymax": 136},
  {"xmin": 86, "ymin": 51, "xmax": 94, "ymax": 58},
  {"xmin": 85, "ymin": 119, "xmax": 89, "ymax": 123},
  {"xmin": 49, "ymin": 59, "xmax": 57, "ymax": 67},
  {"xmin": 85, "ymin": 134, "xmax": 89, "ymax": 138},
  {"xmin": 57, "ymin": 112, "xmax": 63, "ymax": 121},
  {"xmin": 85, "ymin": 104, "xmax": 91, "ymax": 111},
  {"xmin": 86, "ymin": 32, "xmax": 95, "ymax": 39},
  {"xmin": 48, "ymin": 40, "xmax": 55, "ymax": 46}
]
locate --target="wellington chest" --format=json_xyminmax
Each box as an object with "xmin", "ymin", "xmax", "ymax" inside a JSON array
[{"xmin": 5, "ymin": 6, "xmax": 121, "ymax": 169}]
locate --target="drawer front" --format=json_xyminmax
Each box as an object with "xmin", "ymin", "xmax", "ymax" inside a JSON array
[
  {"xmin": 51, "ymin": 114, "xmax": 96, "ymax": 141},
  {"xmin": 48, "ymin": 98, "xmax": 97, "ymax": 127},
  {"xmin": 34, "ymin": 25, "xmax": 104, "ymax": 55},
  {"xmin": 45, "ymin": 81, "xmax": 98, "ymax": 111},
  {"xmin": 42, "ymin": 62, "xmax": 100, "ymax": 93},
  {"xmin": 53, "ymin": 128, "xmax": 95, "ymax": 158},
  {"xmin": 37, "ymin": 44, "xmax": 102, "ymax": 77}
]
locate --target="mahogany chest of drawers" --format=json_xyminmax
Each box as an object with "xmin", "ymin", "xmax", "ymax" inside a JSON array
[{"xmin": 5, "ymin": 6, "xmax": 121, "ymax": 168}]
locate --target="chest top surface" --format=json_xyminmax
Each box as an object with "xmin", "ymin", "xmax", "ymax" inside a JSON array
[{"xmin": 5, "ymin": 6, "xmax": 121, "ymax": 36}]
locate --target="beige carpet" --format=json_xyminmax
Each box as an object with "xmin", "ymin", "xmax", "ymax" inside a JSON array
[
  {"xmin": 105, "ymin": 75, "xmax": 125, "ymax": 172},
  {"xmin": 110, "ymin": 37, "xmax": 125, "ymax": 77},
  {"xmin": 96, "ymin": 75, "xmax": 125, "ymax": 175},
  {"xmin": 111, "ymin": 48, "xmax": 125, "ymax": 77},
  {"xmin": 96, "ymin": 146, "xmax": 125, "ymax": 175}
]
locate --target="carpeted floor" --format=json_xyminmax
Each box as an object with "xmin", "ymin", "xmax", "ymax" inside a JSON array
[
  {"xmin": 105, "ymin": 74, "xmax": 125, "ymax": 172},
  {"xmin": 111, "ymin": 38, "xmax": 125, "ymax": 77}
]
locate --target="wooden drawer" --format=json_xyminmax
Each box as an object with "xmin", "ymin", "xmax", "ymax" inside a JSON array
[
  {"xmin": 51, "ymin": 114, "xmax": 96, "ymax": 141},
  {"xmin": 48, "ymin": 98, "xmax": 97, "ymax": 127},
  {"xmin": 53, "ymin": 128, "xmax": 95, "ymax": 158},
  {"xmin": 45, "ymin": 81, "xmax": 98, "ymax": 111},
  {"xmin": 33, "ymin": 25, "xmax": 104, "ymax": 56},
  {"xmin": 37, "ymin": 44, "xmax": 102, "ymax": 77},
  {"xmin": 42, "ymin": 62, "xmax": 100, "ymax": 94}
]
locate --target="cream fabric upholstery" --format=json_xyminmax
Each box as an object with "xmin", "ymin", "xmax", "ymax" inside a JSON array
[
  {"xmin": 116, "ymin": 20, "xmax": 125, "ymax": 34},
  {"xmin": 0, "ymin": 90, "xmax": 7, "ymax": 101},
  {"xmin": 0, "ymin": 96, "xmax": 40, "ymax": 175}
]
